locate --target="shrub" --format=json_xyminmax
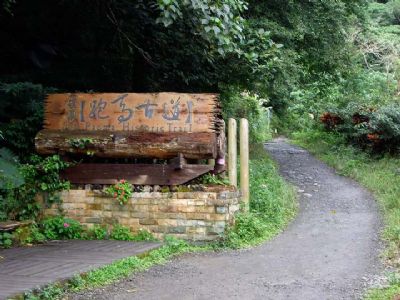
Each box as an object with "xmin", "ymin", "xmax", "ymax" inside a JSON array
[
  {"xmin": 220, "ymin": 87, "xmax": 270, "ymax": 143},
  {"xmin": 110, "ymin": 225, "xmax": 156, "ymax": 241},
  {"xmin": 41, "ymin": 216, "xmax": 83, "ymax": 240},
  {"xmin": 321, "ymin": 103, "xmax": 400, "ymax": 154},
  {"xmin": 0, "ymin": 154, "xmax": 70, "ymax": 221},
  {"xmin": 14, "ymin": 223, "xmax": 45, "ymax": 245},
  {"xmin": 131, "ymin": 228, "xmax": 156, "ymax": 242},
  {"xmin": 110, "ymin": 224, "xmax": 134, "ymax": 241},
  {"xmin": 87, "ymin": 225, "xmax": 108, "ymax": 240},
  {"xmin": 105, "ymin": 180, "xmax": 133, "ymax": 205},
  {"xmin": 0, "ymin": 232, "xmax": 13, "ymax": 248},
  {"xmin": 0, "ymin": 82, "xmax": 56, "ymax": 159}
]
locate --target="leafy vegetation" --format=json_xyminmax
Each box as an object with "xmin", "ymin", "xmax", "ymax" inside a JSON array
[
  {"xmin": 0, "ymin": 231, "xmax": 13, "ymax": 248},
  {"xmin": 41, "ymin": 216, "xmax": 83, "ymax": 240},
  {"xmin": 105, "ymin": 180, "xmax": 133, "ymax": 205},
  {"xmin": 0, "ymin": 154, "xmax": 70, "ymax": 221},
  {"xmin": 221, "ymin": 144, "xmax": 297, "ymax": 248},
  {"xmin": 320, "ymin": 103, "xmax": 400, "ymax": 153},
  {"xmin": 23, "ymin": 236, "xmax": 199, "ymax": 300}
]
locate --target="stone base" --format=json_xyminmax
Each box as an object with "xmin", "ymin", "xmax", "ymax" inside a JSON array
[{"xmin": 43, "ymin": 187, "xmax": 241, "ymax": 241}]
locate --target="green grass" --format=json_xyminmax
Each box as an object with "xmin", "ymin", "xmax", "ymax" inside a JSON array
[
  {"xmin": 220, "ymin": 143, "xmax": 298, "ymax": 248},
  {"xmin": 21, "ymin": 143, "xmax": 297, "ymax": 299},
  {"xmin": 23, "ymin": 237, "xmax": 206, "ymax": 300},
  {"xmin": 291, "ymin": 129, "xmax": 400, "ymax": 300}
]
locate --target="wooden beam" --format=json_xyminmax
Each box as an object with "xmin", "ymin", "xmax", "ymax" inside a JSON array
[
  {"xmin": 240, "ymin": 118, "xmax": 249, "ymax": 211},
  {"xmin": 228, "ymin": 118, "xmax": 237, "ymax": 187},
  {"xmin": 61, "ymin": 163, "xmax": 214, "ymax": 186}
]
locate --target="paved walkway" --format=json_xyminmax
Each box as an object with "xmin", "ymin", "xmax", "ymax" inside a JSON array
[
  {"xmin": 69, "ymin": 139, "xmax": 382, "ymax": 300},
  {"xmin": 0, "ymin": 240, "xmax": 161, "ymax": 299}
]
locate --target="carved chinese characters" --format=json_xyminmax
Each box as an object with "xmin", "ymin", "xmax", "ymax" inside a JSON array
[{"xmin": 44, "ymin": 93, "xmax": 219, "ymax": 133}]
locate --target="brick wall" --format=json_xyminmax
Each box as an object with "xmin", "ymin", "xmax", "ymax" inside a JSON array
[{"xmin": 43, "ymin": 187, "xmax": 241, "ymax": 241}]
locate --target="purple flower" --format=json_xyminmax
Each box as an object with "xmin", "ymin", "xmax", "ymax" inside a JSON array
[{"xmin": 63, "ymin": 222, "xmax": 70, "ymax": 228}]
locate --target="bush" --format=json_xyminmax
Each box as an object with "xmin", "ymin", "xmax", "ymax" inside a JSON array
[
  {"xmin": 110, "ymin": 224, "xmax": 134, "ymax": 241},
  {"xmin": 0, "ymin": 232, "xmax": 13, "ymax": 248},
  {"xmin": 0, "ymin": 82, "xmax": 56, "ymax": 159},
  {"xmin": 321, "ymin": 103, "xmax": 400, "ymax": 154},
  {"xmin": 14, "ymin": 223, "xmax": 45, "ymax": 245},
  {"xmin": 110, "ymin": 224, "xmax": 156, "ymax": 241},
  {"xmin": 41, "ymin": 216, "xmax": 83, "ymax": 240},
  {"xmin": 220, "ymin": 87, "xmax": 270, "ymax": 143},
  {"xmin": 87, "ymin": 225, "xmax": 108, "ymax": 240},
  {"xmin": 0, "ymin": 154, "xmax": 70, "ymax": 221}
]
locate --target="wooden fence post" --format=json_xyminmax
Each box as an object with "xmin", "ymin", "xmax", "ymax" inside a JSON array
[
  {"xmin": 240, "ymin": 118, "xmax": 249, "ymax": 211},
  {"xmin": 228, "ymin": 118, "xmax": 237, "ymax": 187}
]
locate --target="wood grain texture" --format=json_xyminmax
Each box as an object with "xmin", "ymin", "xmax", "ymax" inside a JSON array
[
  {"xmin": 44, "ymin": 92, "xmax": 221, "ymax": 133},
  {"xmin": 35, "ymin": 130, "xmax": 217, "ymax": 159},
  {"xmin": 61, "ymin": 163, "xmax": 214, "ymax": 185}
]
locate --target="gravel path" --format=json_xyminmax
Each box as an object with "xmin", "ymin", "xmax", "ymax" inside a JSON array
[{"xmin": 69, "ymin": 138, "xmax": 382, "ymax": 300}]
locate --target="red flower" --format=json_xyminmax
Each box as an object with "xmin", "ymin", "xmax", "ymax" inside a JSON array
[
  {"xmin": 120, "ymin": 179, "xmax": 126, "ymax": 184},
  {"xmin": 113, "ymin": 192, "xmax": 117, "ymax": 198}
]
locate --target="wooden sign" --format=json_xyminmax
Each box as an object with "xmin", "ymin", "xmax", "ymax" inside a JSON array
[{"xmin": 44, "ymin": 93, "xmax": 220, "ymax": 133}]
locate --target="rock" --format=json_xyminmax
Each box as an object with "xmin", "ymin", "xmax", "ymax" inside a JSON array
[
  {"xmin": 298, "ymin": 189, "xmax": 305, "ymax": 193},
  {"xmin": 143, "ymin": 185, "xmax": 152, "ymax": 192},
  {"xmin": 304, "ymin": 193, "xmax": 312, "ymax": 198}
]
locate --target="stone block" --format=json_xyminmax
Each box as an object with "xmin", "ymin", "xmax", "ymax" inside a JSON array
[
  {"xmin": 167, "ymin": 226, "xmax": 186, "ymax": 234},
  {"xmin": 194, "ymin": 206, "xmax": 215, "ymax": 213},
  {"xmin": 87, "ymin": 203, "xmax": 102, "ymax": 210},
  {"xmin": 187, "ymin": 227, "xmax": 206, "ymax": 234},
  {"xmin": 186, "ymin": 213, "xmax": 206, "ymax": 220},
  {"xmin": 207, "ymin": 214, "xmax": 228, "ymax": 221},
  {"xmin": 157, "ymin": 219, "xmax": 179, "ymax": 227},
  {"xmin": 215, "ymin": 206, "xmax": 227, "ymax": 214},
  {"xmin": 196, "ymin": 193, "xmax": 217, "ymax": 200},
  {"xmin": 132, "ymin": 205, "xmax": 149, "ymax": 212},
  {"xmin": 167, "ymin": 199, "xmax": 188, "ymax": 206},
  {"xmin": 84, "ymin": 217, "xmax": 102, "ymax": 224},
  {"xmin": 139, "ymin": 219, "xmax": 158, "ymax": 225},
  {"xmin": 113, "ymin": 211, "xmax": 131, "ymax": 218},
  {"xmin": 177, "ymin": 192, "xmax": 197, "ymax": 199},
  {"xmin": 131, "ymin": 212, "xmax": 149, "ymax": 219},
  {"xmin": 155, "ymin": 212, "xmax": 186, "ymax": 220},
  {"xmin": 103, "ymin": 204, "xmax": 114, "ymax": 211}
]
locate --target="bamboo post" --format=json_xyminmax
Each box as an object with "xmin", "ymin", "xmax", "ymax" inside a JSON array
[
  {"xmin": 240, "ymin": 118, "xmax": 249, "ymax": 211},
  {"xmin": 228, "ymin": 118, "xmax": 237, "ymax": 187}
]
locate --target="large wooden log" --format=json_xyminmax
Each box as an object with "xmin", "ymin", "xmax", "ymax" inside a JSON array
[
  {"xmin": 43, "ymin": 92, "xmax": 222, "ymax": 133},
  {"xmin": 35, "ymin": 130, "xmax": 218, "ymax": 159}
]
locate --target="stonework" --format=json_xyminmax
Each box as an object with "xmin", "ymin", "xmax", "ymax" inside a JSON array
[{"xmin": 43, "ymin": 187, "xmax": 241, "ymax": 241}]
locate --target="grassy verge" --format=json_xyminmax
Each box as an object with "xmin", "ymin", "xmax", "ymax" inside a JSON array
[
  {"xmin": 221, "ymin": 143, "xmax": 297, "ymax": 248},
  {"xmin": 23, "ymin": 237, "xmax": 204, "ymax": 300},
  {"xmin": 22, "ymin": 143, "xmax": 297, "ymax": 299},
  {"xmin": 291, "ymin": 129, "xmax": 400, "ymax": 299}
]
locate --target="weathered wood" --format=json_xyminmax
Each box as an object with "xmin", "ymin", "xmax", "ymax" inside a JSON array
[
  {"xmin": 61, "ymin": 163, "xmax": 214, "ymax": 185},
  {"xmin": 35, "ymin": 130, "xmax": 218, "ymax": 159},
  {"xmin": 228, "ymin": 118, "xmax": 237, "ymax": 187},
  {"xmin": 240, "ymin": 118, "xmax": 249, "ymax": 211},
  {"xmin": 43, "ymin": 93, "xmax": 222, "ymax": 133},
  {"xmin": 169, "ymin": 153, "xmax": 186, "ymax": 170}
]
